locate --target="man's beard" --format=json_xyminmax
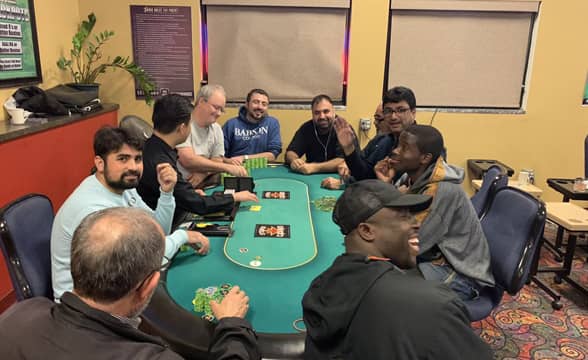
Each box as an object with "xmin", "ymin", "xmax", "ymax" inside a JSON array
[
  {"xmin": 104, "ymin": 169, "xmax": 141, "ymax": 191},
  {"xmin": 127, "ymin": 287, "xmax": 156, "ymax": 319}
]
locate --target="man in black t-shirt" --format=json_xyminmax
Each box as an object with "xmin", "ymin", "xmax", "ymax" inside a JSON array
[{"xmin": 285, "ymin": 94, "xmax": 357, "ymax": 175}]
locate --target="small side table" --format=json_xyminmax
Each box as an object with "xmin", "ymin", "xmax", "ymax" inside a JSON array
[
  {"xmin": 546, "ymin": 178, "xmax": 588, "ymax": 258},
  {"xmin": 531, "ymin": 202, "xmax": 588, "ymax": 309}
]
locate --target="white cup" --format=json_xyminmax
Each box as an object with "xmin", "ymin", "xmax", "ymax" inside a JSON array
[
  {"xmin": 9, "ymin": 108, "xmax": 26, "ymax": 125},
  {"xmin": 518, "ymin": 170, "xmax": 530, "ymax": 185}
]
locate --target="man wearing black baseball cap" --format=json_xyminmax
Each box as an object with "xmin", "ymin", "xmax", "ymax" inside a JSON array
[{"xmin": 302, "ymin": 180, "xmax": 492, "ymax": 360}]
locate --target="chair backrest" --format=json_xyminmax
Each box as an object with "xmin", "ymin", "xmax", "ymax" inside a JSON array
[
  {"xmin": 119, "ymin": 114, "xmax": 153, "ymax": 141},
  {"xmin": 471, "ymin": 165, "xmax": 508, "ymax": 217},
  {"xmin": 0, "ymin": 194, "xmax": 54, "ymax": 300},
  {"xmin": 480, "ymin": 187, "xmax": 546, "ymax": 295}
]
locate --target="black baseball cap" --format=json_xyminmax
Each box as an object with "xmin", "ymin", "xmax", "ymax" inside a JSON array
[{"xmin": 333, "ymin": 179, "xmax": 432, "ymax": 235}]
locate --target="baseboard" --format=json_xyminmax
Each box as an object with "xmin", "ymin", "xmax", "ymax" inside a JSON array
[{"xmin": 0, "ymin": 290, "xmax": 16, "ymax": 313}]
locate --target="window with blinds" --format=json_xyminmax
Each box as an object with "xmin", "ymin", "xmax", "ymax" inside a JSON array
[
  {"xmin": 385, "ymin": 0, "xmax": 540, "ymax": 109},
  {"xmin": 201, "ymin": 0, "xmax": 351, "ymax": 104}
]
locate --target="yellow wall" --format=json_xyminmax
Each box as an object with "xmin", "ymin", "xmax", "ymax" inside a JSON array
[
  {"xmin": 55, "ymin": 1, "xmax": 588, "ymax": 201},
  {"xmin": 0, "ymin": 0, "xmax": 79, "ymax": 117}
]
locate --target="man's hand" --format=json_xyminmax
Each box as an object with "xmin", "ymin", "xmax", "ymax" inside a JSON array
[
  {"xmin": 225, "ymin": 157, "xmax": 243, "ymax": 166},
  {"xmin": 297, "ymin": 162, "xmax": 318, "ymax": 175},
  {"xmin": 186, "ymin": 172, "xmax": 208, "ymax": 188},
  {"xmin": 290, "ymin": 158, "xmax": 306, "ymax": 172},
  {"xmin": 225, "ymin": 164, "xmax": 248, "ymax": 177},
  {"xmin": 374, "ymin": 157, "xmax": 396, "ymax": 184},
  {"xmin": 210, "ymin": 286, "xmax": 249, "ymax": 320},
  {"xmin": 233, "ymin": 191, "xmax": 259, "ymax": 203},
  {"xmin": 186, "ymin": 231, "xmax": 210, "ymax": 255},
  {"xmin": 334, "ymin": 116, "xmax": 356, "ymax": 156},
  {"xmin": 337, "ymin": 162, "xmax": 350, "ymax": 181},
  {"xmin": 321, "ymin": 176, "xmax": 342, "ymax": 190},
  {"xmin": 156, "ymin": 163, "xmax": 177, "ymax": 193}
]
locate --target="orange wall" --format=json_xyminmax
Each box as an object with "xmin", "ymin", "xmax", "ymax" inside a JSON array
[{"xmin": 0, "ymin": 109, "xmax": 118, "ymax": 311}]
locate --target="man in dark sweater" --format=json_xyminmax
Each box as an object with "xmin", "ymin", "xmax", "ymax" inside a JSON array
[
  {"xmin": 137, "ymin": 94, "xmax": 258, "ymax": 226},
  {"xmin": 321, "ymin": 87, "xmax": 417, "ymax": 189},
  {"xmin": 0, "ymin": 207, "xmax": 259, "ymax": 359},
  {"xmin": 302, "ymin": 180, "xmax": 492, "ymax": 359}
]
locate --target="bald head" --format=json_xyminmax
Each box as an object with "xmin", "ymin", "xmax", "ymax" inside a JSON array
[{"xmin": 71, "ymin": 207, "xmax": 165, "ymax": 303}]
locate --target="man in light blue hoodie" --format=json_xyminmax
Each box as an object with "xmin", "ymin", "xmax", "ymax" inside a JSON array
[
  {"xmin": 375, "ymin": 124, "xmax": 494, "ymax": 301},
  {"xmin": 222, "ymin": 89, "xmax": 282, "ymax": 163}
]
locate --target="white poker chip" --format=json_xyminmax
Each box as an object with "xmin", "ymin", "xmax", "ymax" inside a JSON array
[{"xmin": 249, "ymin": 260, "xmax": 262, "ymax": 267}]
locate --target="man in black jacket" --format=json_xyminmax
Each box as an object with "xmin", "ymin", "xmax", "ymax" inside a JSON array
[
  {"xmin": 302, "ymin": 180, "xmax": 492, "ymax": 359},
  {"xmin": 0, "ymin": 207, "xmax": 259, "ymax": 359},
  {"xmin": 137, "ymin": 94, "xmax": 258, "ymax": 226}
]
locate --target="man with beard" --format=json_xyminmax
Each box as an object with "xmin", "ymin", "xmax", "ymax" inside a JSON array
[
  {"xmin": 286, "ymin": 94, "xmax": 358, "ymax": 175},
  {"xmin": 177, "ymin": 84, "xmax": 248, "ymax": 188},
  {"xmin": 222, "ymin": 88, "xmax": 282, "ymax": 163},
  {"xmin": 1, "ymin": 208, "xmax": 260, "ymax": 359},
  {"xmin": 302, "ymin": 180, "xmax": 492, "ymax": 359},
  {"xmin": 51, "ymin": 127, "xmax": 208, "ymax": 301},
  {"xmin": 375, "ymin": 125, "xmax": 494, "ymax": 301}
]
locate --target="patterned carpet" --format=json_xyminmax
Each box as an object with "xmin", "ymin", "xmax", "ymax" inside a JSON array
[{"xmin": 472, "ymin": 223, "xmax": 588, "ymax": 359}]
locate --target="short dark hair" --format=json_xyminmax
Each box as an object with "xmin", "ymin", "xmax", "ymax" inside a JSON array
[
  {"xmin": 152, "ymin": 94, "xmax": 193, "ymax": 134},
  {"xmin": 404, "ymin": 124, "xmax": 444, "ymax": 163},
  {"xmin": 71, "ymin": 207, "xmax": 164, "ymax": 303},
  {"xmin": 311, "ymin": 94, "xmax": 333, "ymax": 108},
  {"xmin": 246, "ymin": 88, "xmax": 270, "ymax": 103},
  {"xmin": 93, "ymin": 126, "xmax": 143, "ymax": 158},
  {"xmin": 383, "ymin": 86, "xmax": 416, "ymax": 109}
]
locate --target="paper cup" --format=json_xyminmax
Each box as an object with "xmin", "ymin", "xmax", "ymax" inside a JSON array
[{"xmin": 9, "ymin": 108, "xmax": 26, "ymax": 125}]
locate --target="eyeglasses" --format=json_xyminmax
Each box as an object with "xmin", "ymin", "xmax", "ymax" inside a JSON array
[
  {"xmin": 207, "ymin": 101, "xmax": 225, "ymax": 114},
  {"xmin": 135, "ymin": 255, "xmax": 170, "ymax": 291},
  {"xmin": 382, "ymin": 107, "xmax": 411, "ymax": 116}
]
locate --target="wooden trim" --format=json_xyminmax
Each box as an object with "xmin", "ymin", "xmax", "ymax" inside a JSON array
[
  {"xmin": 202, "ymin": 0, "xmax": 350, "ymax": 8},
  {"xmin": 391, "ymin": 0, "xmax": 539, "ymax": 12}
]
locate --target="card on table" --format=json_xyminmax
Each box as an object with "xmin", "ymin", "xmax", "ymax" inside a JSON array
[
  {"xmin": 254, "ymin": 224, "xmax": 291, "ymax": 238},
  {"xmin": 262, "ymin": 191, "xmax": 290, "ymax": 199}
]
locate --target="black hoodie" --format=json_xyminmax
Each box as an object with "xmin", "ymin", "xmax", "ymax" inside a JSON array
[{"xmin": 302, "ymin": 253, "xmax": 493, "ymax": 359}]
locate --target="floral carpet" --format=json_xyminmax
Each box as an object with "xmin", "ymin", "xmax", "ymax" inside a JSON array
[{"xmin": 472, "ymin": 224, "xmax": 588, "ymax": 360}]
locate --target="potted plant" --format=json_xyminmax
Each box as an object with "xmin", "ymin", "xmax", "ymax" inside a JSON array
[{"xmin": 57, "ymin": 13, "xmax": 155, "ymax": 104}]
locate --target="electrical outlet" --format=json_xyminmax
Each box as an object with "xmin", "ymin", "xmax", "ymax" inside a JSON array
[{"xmin": 360, "ymin": 118, "xmax": 371, "ymax": 131}]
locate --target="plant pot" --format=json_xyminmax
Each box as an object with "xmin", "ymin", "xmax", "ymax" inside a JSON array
[{"xmin": 67, "ymin": 82, "xmax": 100, "ymax": 99}]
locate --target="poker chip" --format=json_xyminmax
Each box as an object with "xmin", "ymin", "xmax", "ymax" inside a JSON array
[
  {"xmin": 249, "ymin": 260, "xmax": 262, "ymax": 267},
  {"xmin": 202, "ymin": 314, "xmax": 215, "ymax": 322}
]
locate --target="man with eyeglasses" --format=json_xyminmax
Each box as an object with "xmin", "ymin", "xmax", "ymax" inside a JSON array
[
  {"xmin": 321, "ymin": 87, "xmax": 417, "ymax": 189},
  {"xmin": 1, "ymin": 207, "xmax": 260, "ymax": 359},
  {"xmin": 177, "ymin": 84, "xmax": 249, "ymax": 189},
  {"xmin": 222, "ymin": 88, "xmax": 282, "ymax": 163},
  {"xmin": 286, "ymin": 94, "xmax": 357, "ymax": 175}
]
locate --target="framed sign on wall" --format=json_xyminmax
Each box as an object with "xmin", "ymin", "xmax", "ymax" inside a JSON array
[{"xmin": 0, "ymin": 0, "xmax": 42, "ymax": 88}]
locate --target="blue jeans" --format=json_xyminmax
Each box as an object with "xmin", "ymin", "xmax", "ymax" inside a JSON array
[{"xmin": 418, "ymin": 262, "xmax": 481, "ymax": 301}]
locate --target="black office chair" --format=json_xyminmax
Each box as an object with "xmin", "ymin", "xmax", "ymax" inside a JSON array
[
  {"xmin": 119, "ymin": 114, "xmax": 153, "ymax": 141},
  {"xmin": 470, "ymin": 165, "xmax": 508, "ymax": 217},
  {"xmin": 464, "ymin": 187, "xmax": 546, "ymax": 321},
  {"xmin": 0, "ymin": 194, "xmax": 54, "ymax": 300}
]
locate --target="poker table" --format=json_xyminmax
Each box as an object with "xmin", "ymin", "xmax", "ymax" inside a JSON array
[{"xmin": 141, "ymin": 165, "xmax": 344, "ymax": 359}]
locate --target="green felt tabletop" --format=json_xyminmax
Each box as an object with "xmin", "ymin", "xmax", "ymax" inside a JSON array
[{"xmin": 166, "ymin": 165, "xmax": 344, "ymax": 333}]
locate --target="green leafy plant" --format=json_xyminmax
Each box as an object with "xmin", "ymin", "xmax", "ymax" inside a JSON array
[{"xmin": 57, "ymin": 13, "xmax": 155, "ymax": 104}]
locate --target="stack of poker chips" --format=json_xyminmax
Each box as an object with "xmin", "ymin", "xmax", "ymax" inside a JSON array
[
  {"xmin": 243, "ymin": 157, "xmax": 268, "ymax": 175},
  {"xmin": 222, "ymin": 157, "xmax": 268, "ymax": 179},
  {"xmin": 192, "ymin": 284, "xmax": 233, "ymax": 321}
]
